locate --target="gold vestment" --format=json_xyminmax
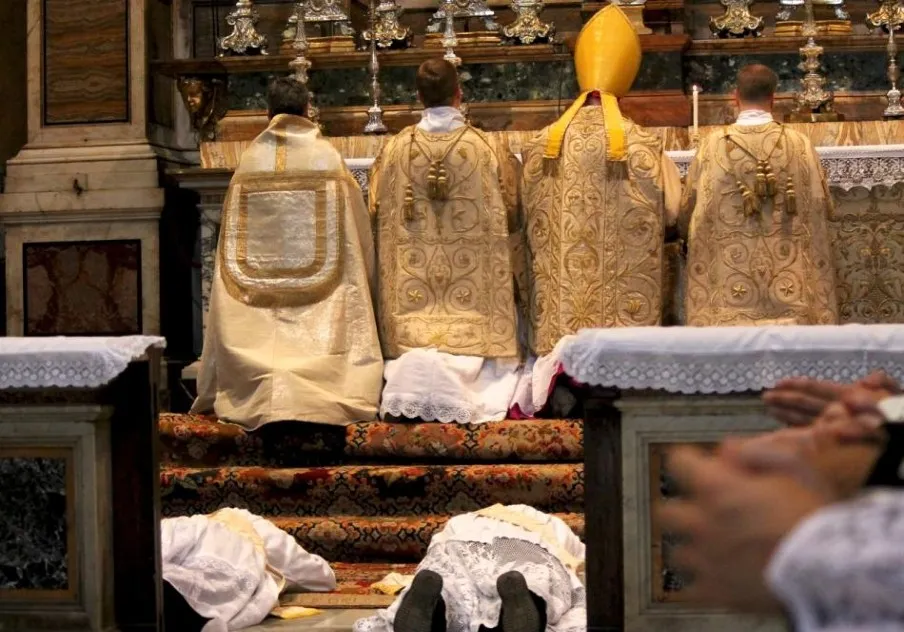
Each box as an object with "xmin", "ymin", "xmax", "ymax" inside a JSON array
[
  {"xmin": 192, "ymin": 114, "xmax": 383, "ymax": 428},
  {"xmin": 370, "ymin": 124, "xmax": 523, "ymax": 358},
  {"xmin": 523, "ymin": 109, "xmax": 680, "ymax": 355},
  {"xmin": 680, "ymin": 123, "xmax": 839, "ymax": 326}
]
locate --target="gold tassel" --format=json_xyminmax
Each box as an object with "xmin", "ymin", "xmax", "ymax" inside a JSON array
[
  {"xmin": 738, "ymin": 180, "xmax": 758, "ymax": 217},
  {"xmin": 785, "ymin": 175, "xmax": 797, "ymax": 215},
  {"xmin": 755, "ymin": 161, "xmax": 768, "ymax": 199},
  {"xmin": 436, "ymin": 163, "xmax": 448, "ymax": 200},
  {"xmin": 403, "ymin": 183, "xmax": 414, "ymax": 221},
  {"xmin": 764, "ymin": 163, "xmax": 777, "ymax": 197},
  {"xmin": 427, "ymin": 162, "xmax": 439, "ymax": 200}
]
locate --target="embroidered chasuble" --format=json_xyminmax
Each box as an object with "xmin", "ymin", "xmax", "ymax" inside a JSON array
[
  {"xmin": 522, "ymin": 110, "xmax": 679, "ymax": 355},
  {"xmin": 192, "ymin": 114, "xmax": 383, "ymax": 428},
  {"xmin": 370, "ymin": 125, "xmax": 523, "ymax": 359},
  {"xmin": 679, "ymin": 122, "xmax": 839, "ymax": 327}
]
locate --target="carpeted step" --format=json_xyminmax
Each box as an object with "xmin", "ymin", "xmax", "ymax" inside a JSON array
[
  {"xmin": 159, "ymin": 413, "xmax": 346, "ymax": 467},
  {"xmin": 346, "ymin": 419, "xmax": 583, "ymax": 462},
  {"xmin": 160, "ymin": 413, "xmax": 583, "ymax": 467},
  {"xmin": 268, "ymin": 513, "xmax": 586, "ymax": 563},
  {"xmin": 161, "ymin": 463, "xmax": 584, "ymax": 518}
]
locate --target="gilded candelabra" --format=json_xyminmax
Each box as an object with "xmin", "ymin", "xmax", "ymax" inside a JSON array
[
  {"xmin": 364, "ymin": 0, "xmax": 388, "ymax": 134},
  {"xmin": 281, "ymin": 0, "xmax": 355, "ymax": 53},
  {"xmin": 868, "ymin": 0, "xmax": 904, "ymax": 31},
  {"xmin": 885, "ymin": 27, "xmax": 904, "ymax": 117},
  {"xmin": 428, "ymin": 0, "xmax": 501, "ymax": 35},
  {"xmin": 218, "ymin": 0, "xmax": 268, "ymax": 56},
  {"xmin": 442, "ymin": 0, "xmax": 462, "ymax": 66},
  {"xmin": 710, "ymin": 0, "xmax": 764, "ymax": 38},
  {"xmin": 789, "ymin": 0, "xmax": 839, "ymax": 121},
  {"xmin": 363, "ymin": 0, "xmax": 411, "ymax": 48},
  {"xmin": 502, "ymin": 0, "xmax": 555, "ymax": 44}
]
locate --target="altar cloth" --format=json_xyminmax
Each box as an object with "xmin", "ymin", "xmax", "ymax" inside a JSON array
[
  {"xmin": 0, "ymin": 336, "xmax": 166, "ymax": 389},
  {"xmin": 560, "ymin": 325, "xmax": 904, "ymax": 394}
]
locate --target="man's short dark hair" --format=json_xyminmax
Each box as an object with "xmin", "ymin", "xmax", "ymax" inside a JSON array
[
  {"xmin": 416, "ymin": 59, "xmax": 459, "ymax": 109},
  {"xmin": 736, "ymin": 64, "xmax": 778, "ymax": 104},
  {"xmin": 267, "ymin": 77, "xmax": 309, "ymax": 119}
]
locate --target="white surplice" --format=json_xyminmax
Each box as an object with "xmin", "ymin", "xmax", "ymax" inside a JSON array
[
  {"xmin": 354, "ymin": 504, "xmax": 586, "ymax": 632},
  {"xmin": 162, "ymin": 508, "xmax": 336, "ymax": 631}
]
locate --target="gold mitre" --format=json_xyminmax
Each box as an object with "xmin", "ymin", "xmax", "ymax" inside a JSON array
[{"xmin": 544, "ymin": 4, "xmax": 642, "ymax": 161}]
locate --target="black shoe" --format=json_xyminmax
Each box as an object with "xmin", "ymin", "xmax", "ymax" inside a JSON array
[
  {"xmin": 497, "ymin": 571, "xmax": 544, "ymax": 632},
  {"xmin": 394, "ymin": 570, "xmax": 446, "ymax": 632}
]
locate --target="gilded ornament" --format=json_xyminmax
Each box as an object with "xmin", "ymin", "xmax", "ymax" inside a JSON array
[
  {"xmin": 363, "ymin": 0, "xmax": 412, "ymax": 48},
  {"xmin": 778, "ymin": 280, "xmax": 795, "ymax": 296},
  {"xmin": 281, "ymin": 0, "xmax": 355, "ymax": 54},
  {"xmin": 363, "ymin": 0, "xmax": 389, "ymax": 135},
  {"xmin": 178, "ymin": 77, "xmax": 229, "ymax": 141},
  {"xmin": 883, "ymin": 27, "xmax": 904, "ymax": 118},
  {"xmin": 788, "ymin": 0, "xmax": 841, "ymax": 121},
  {"xmin": 709, "ymin": 0, "xmax": 764, "ymax": 38},
  {"xmin": 218, "ymin": 0, "xmax": 268, "ymax": 56},
  {"xmin": 427, "ymin": 0, "xmax": 501, "ymax": 35},
  {"xmin": 731, "ymin": 284, "xmax": 749, "ymax": 298},
  {"xmin": 867, "ymin": 0, "xmax": 904, "ymax": 31},
  {"xmin": 442, "ymin": 0, "xmax": 462, "ymax": 65},
  {"xmin": 776, "ymin": 0, "xmax": 849, "ymax": 24},
  {"xmin": 502, "ymin": 0, "xmax": 555, "ymax": 45}
]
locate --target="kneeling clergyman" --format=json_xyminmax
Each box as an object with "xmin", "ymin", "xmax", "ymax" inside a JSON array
[
  {"xmin": 521, "ymin": 4, "xmax": 681, "ymax": 356},
  {"xmin": 354, "ymin": 504, "xmax": 585, "ymax": 632},
  {"xmin": 680, "ymin": 64, "xmax": 839, "ymax": 327},
  {"xmin": 192, "ymin": 78, "xmax": 384, "ymax": 428},
  {"xmin": 369, "ymin": 59, "xmax": 528, "ymax": 424}
]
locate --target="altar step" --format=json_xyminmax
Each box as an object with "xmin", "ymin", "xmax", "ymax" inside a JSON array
[{"xmin": 159, "ymin": 413, "xmax": 585, "ymax": 564}]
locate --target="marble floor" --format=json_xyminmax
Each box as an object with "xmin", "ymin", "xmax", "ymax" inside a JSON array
[{"xmin": 245, "ymin": 609, "xmax": 375, "ymax": 631}]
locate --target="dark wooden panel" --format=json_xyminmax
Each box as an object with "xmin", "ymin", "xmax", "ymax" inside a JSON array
[
  {"xmin": 43, "ymin": 0, "xmax": 129, "ymax": 125},
  {"xmin": 23, "ymin": 240, "xmax": 142, "ymax": 336}
]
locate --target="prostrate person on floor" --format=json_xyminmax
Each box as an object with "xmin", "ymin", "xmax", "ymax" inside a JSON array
[
  {"xmin": 369, "ymin": 59, "xmax": 531, "ymax": 424},
  {"xmin": 679, "ymin": 63, "xmax": 839, "ymax": 327},
  {"xmin": 521, "ymin": 3, "xmax": 681, "ymax": 354},
  {"xmin": 192, "ymin": 76, "xmax": 384, "ymax": 429},
  {"xmin": 354, "ymin": 504, "xmax": 585, "ymax": 632},
  {"xmin": 162, "ymin": 507, "xmax": 336, "ymax": 631}
]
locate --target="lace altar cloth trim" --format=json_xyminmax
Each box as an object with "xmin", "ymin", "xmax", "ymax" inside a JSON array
[
  {"xmin": 346, "ymin": 144, "xmax": 904, "ymax": 192},
  {"xmin": 0, "ymin": 336, "xmax": 166, "ymax": 390},
  {"xmin": 560, "ymin": 325, "xmax": 904, "ymax": 394}
]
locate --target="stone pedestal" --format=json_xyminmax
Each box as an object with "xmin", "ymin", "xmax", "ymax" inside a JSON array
[{"xmin": 0, "ymin": 0, "xmax": 165, "ymax": 336}]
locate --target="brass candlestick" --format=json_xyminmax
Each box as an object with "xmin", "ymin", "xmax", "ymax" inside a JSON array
[
  {"xmin": 710, "ymin": 0, "xmax": 764, "ymax": 37},
  {"xmin": 289, "ymin": 3, "xmax": 321, "ymax": 124},
  {"xmin": 502, "ymin": 0, "xmax": 555, "ymax": 44},
  {"xmin": 885, "ymin": 27, "xmax": 904, "ymax": 117},
  {"xmin": 428, "ymin": 0, "xmax": 500, "ymax": 34},
  {"xmin": 218, "ymin": 0, "xmax": 268, "ymax": 56},
  {"xmin": 868, "ymin": 0, "xmax": 904, "ymax": 31},
  {"xmin": 788, "ymin": 0, "xmax": 840, "ymax": 120},
  {"xmin": 363, "ymin": 0, "xmax": 388, "ymax": 134}
]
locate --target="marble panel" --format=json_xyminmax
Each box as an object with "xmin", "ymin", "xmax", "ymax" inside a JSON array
[
  {"xmin": 42, "ymin": 0, "xmax": 129, "ymax": 125},
  {"xmin": 0, "ymin": 451, "xmax": 72, "ymax": 592},
  {"xmin": 23, "ymin": 240, "xmax": 142, "ymax": 336},
  {"xmin": 228, "ymin": 52, "xmax": 682, "ymax": 110},
  {"xmin": 685, "ymin": 51, "xmax": 889, "ymax": 94}
]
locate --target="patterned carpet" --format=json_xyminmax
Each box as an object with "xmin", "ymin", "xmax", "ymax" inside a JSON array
[{"xmin": 159, "ymin": 412, "xmax": 585, "ymax": 571}]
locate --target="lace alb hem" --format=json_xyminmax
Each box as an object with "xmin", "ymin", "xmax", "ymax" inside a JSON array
[
  {"xmin": 561, "ymin": 325, "xmax": 904, "ymax": 394},
  {"xmin": 0, "ymin": 336, "xmax": 166, "ymax": 389},
  {"xmin": 381, "ymin": 395, "xmax": 475, "ymax": 424}
]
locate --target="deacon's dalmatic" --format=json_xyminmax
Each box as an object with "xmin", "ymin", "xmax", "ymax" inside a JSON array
[
  {"xmin": 192, "ymin": 114, "xmax": 383, "ymax": 428},
  {"xmin": 521, "ymin": 5, "xmax": 681, "ymax": 356},
  {"xmin": 680, "ymin": 122, "xmax": 839, "ymax": 326},
  {"xmin": 369, "ymin": 109, "xmax": 523, "ymax": 359}
]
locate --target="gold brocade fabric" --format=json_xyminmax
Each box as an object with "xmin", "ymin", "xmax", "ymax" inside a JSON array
[
  {"xmin": 370, "ymin": 125, "xmax": 523, "ymax": 358},
  {"xmin": 192, "ymin": 114, "xmax": 383, "ymax": 428},
  {"xmin": 679, "ymin": 123, "xmax": 839, "ymax": 327},
  {"xmin": 522, "ymin": 108, "xmax": 672, "ymax": 355}
]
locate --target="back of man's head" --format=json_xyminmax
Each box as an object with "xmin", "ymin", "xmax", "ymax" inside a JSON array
[
  {"xmin": 736, "ymin": 64, "xmax": 778, "ymax": 109},
  {"xmin": 416, "ymin": 59, "xmax": 460, "ymax": 109},
  {"xmin": 267, "ymin": 77, "xmax": 309, "ymax": 120}
]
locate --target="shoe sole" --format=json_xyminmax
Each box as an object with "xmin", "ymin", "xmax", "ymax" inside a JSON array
[
  {"xmin": 498, "ymin": 571, "xmax": 543, "ymax": 632},
  {"xmin": 394, "ymin": 570, "xmax": 444, "ymax": 632}
]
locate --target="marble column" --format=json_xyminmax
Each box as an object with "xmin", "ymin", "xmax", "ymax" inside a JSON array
[{"xmin": 0, "ymin": 0, "xmax": 164, "ymax": 337}]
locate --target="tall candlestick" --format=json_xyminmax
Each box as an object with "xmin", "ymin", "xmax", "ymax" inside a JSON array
[{"xmin": 692, "ymin": 84, "xmax": 700, "ymax": 136}]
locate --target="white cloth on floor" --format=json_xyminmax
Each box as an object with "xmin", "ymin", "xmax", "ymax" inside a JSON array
[
  {"xmin": 354, "ymin": 504, "xmax": 586, "ymax": 632},
  {"xmin": 162, "ymin": 508, "xmax": 336, "ymax": 631},
  {"xmin": 766, "ymin": 490, "xmax": 904, "ymax": 632}
]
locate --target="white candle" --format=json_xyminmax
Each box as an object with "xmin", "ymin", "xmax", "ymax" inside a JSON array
[{"xmin": 692, "ymin": 84, "xmax": 700, "ymax": 136}]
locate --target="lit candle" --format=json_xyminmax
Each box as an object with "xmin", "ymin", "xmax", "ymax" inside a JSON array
[{"xmin": 692, "ymin": 84, "xmax": 700, "ymax": 137}]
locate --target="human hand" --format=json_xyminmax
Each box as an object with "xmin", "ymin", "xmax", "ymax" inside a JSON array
[
  {"xmin": 762, "ymin": 371, "xmax": 899, "ymax": 427},
  {"xmin": 658, "ymin": 446, "xmax": 831, "ymax": 613}
]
